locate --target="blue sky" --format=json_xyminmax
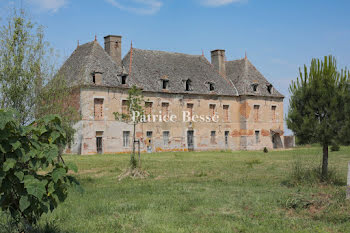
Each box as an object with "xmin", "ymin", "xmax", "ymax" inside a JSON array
[{"xmin": 1, "ymin": 0, "xmax": 350, "ymax": 134}]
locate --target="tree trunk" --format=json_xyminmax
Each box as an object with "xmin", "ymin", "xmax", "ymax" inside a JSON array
[
  {"xmin": 132, "ymin": 123, "xmax": 136, "ymax": 162},
  {"xmin": 321, "ymin": 144, "xmax": 329, "ymax": 180}
]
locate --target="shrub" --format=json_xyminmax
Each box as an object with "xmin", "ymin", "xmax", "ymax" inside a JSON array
[
  {"xmin": 331, "ymin": 144, "xmax": 340, "ymax": 152},
  {"xmin": 263, "ymin": 147, "xmax": 268, "ymax": 153},
  {"xmin": 0, "ymin": 110, "xmax": 81, "ymax": 228}
]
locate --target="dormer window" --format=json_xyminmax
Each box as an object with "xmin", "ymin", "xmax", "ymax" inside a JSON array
[
  {"xmin": 121, "ymin": 75, "xmax": 127, "ymax": 85},
  {"xmin": 207, "ymin": 82, "xmax": 215, "ymax": 91},
  {"xmin": 267, "ymin": 84, "xmax": 273, "ymax": 94},
  {"xmin": 92, "ymin": 72, "xmax": 102, "ymax": 85},
  {"xmin": 185, "ymin": 79, "xmax": 192, "ymax": 91},
  {"xmin": 252, "ymin": 83, "xmax": 258, "ymax": 92},
  {"xmin": 162, "ymin": 80, "xmax": 169, "ymax": 90}
]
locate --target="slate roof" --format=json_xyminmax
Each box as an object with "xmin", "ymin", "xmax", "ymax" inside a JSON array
[
  {"xmin": 58, "ymin": 40, "xmax": 283, "ymax": 98},
  {"xmin": 226, "ymin": 58, "xmax": 284, "ymax": 98},
  {"xmin": 122, "ymin": 48, "xmax": 238, "ymax": 96},
  {"xmin": 56, "ymin": 41, "xmax": 123, "ymax": 87}
]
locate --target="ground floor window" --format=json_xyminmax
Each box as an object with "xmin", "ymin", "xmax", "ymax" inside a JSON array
[
  {"xmin": 123, "ymin": 131, "xmax": 130, "ymax": 147},
  {"xmin": 163, "ymin": 131, "xmax": 170, "ymax": 146},
  {"xmin": 225, "ymin": 131, "xmax": 229, "ymax": 146},
  {"xmin": 255, "ymin": 130, "xmax": 260, "ymax": 144},
  {"xmin": 210, "ymin": 131, "xmax": 216, "ymax": 144}
]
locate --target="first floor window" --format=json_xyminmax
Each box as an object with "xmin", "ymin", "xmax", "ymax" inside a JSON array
[
  {"xmin": 123, "ymin": 131, "xmax": 130, "ymax": 147},
  {"xmin": 163, "ymin": 131, "xmax": 170, "ymax": 146}
]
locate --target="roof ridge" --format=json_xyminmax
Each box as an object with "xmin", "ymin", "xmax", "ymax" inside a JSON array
[{"xmin": 132, "ymin": 48, "xmax": 202, "ymax": 57}]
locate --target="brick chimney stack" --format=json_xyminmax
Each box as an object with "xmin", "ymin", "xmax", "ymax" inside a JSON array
[
  {"xmin": 211, "ymin": 49, "xmax": 226, "ymax": 77},
  {"xmin": 104, "ymin": 35, "xmax": 122, "ymax": 66}
]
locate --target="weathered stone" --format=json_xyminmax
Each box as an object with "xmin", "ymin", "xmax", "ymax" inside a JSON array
[{"xmin": 347, "ymin": 162, "xmax": 350, "ymax": 200}]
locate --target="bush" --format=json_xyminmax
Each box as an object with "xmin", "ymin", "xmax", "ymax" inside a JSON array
[
  {"xmin": 0, "ymin": 110, "xmax": 81, "ymax": 228},
  {"xmin": 331, "ymin": 144, "xmax": 340, "ymax": 152},
  {"xmin": 263, "ymin": 147, "xmax": 268, "ymax": 153}
]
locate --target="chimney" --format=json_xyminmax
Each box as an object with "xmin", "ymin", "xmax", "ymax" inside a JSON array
[
  {"xmin": 104, "ymin": 35, "xmax": 122, "ymax": 66},
  {"xmin": 211, "ymin": 49, "xmax": 226, "ymax": 76}
]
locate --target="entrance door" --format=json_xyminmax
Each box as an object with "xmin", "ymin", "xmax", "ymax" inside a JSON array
[
  {"xmin": 96, "ymin": 137, "xmax": 103, "ymax": 154},
  {"xmin": 187, "ymin": 130, "xmax": 194, "ymax": 151}
]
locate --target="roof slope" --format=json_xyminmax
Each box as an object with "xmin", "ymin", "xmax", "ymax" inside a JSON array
[
  {"xmin": 122, "ymin": 48, "xmax": 238, "ymax": 96},
  {"xmin": 226, "ymin": 58, "xmax": 284, "ymax": 98},
  {"xmin": 56, "ymin": 41, "xmax": 123, "ymax": 87}
]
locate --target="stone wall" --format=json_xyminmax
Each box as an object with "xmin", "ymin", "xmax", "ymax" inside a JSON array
[{"xmin": 70, "ymin": 86, "xmax": 284, "ymax": 154}]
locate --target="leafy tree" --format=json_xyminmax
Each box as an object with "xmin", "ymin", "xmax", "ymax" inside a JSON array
[
  {"xmin": 114, "ymin": 85, "xmax": 144, "ymax": 168},
  {"xmin": 287, "ymin": 55, "xmax": 349, "ymax": 180},
  {"xmin": 0, "ymin": 8, "xmax": 79, "ymax": 148},
  {"xmin": 0, "ymin": 109, "xmax": 80, "ymax": 228}
]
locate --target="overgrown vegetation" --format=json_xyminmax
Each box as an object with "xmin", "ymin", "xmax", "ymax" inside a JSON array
[{"xmin": 0, "ymin": 110, "xmax": 80, "ymax": 231}]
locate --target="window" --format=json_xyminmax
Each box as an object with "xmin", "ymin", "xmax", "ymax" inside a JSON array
[
  {"xmin": 145, "ymin": 102, "xmax": 153, "ymax": 115},
  {"xmin": 162, "ymin": 102, "xmax": 169, "ymax": 117},
  {"xmin": 123, "ymin": 131, "xmax": 130, "ymax": 147},
  {"xmin": 94, "ymin": 98, "xmax": 104, "ymax": 120},
  {"xmin": 253, "ymin": 105, "xmax": 260, "ymax": 121},
  {"xmin": 267, "ymin": 84, "xmax": 273, "ymax": 94},
  {"xmin": 122, "ymin": 100, "xmax": 129, "ymax": 115},
  {"xmin": 207, "ymin": 82, "xmax": 215, "ymax": 91},
  {"xmin": 225, "ymin": 131, "xmax": 229, "ymax": 146},
  {"xmin": 121, "ymin": 75, "xmax": 127, "ymax": 85},
  {"xmin": 223, "ymin": 105, "xmax": 229, "ymax": 122},
  {"xmin": 185, "ymin": 79, "xmax": 192, "ymax": 91},
  {"xmin": 252, "ymin": 83, "xmax": 258, "ymax": 92},
  {"xmin": 162, "ymin": 80, "xmax": 169, "ymax": 90},
  {"xmin": 92, "ymin": 74, "xmax": 96, "ymax": 84},
  {"xmin": 255, "ymin": 131, "xmax": 260, "ymax": 144},
  {"xmin": 146, "ymin": 131, "xmax": 153, "ymax": 138},
  {"xmin": 210, "ymin": 131, "xmax": 216, "ymax": 144},
  {"xmin": 187, "ymin": 103, "xmax": 194, "ymax": 118},
  {"xmin": 92, "ymin": 72, "xmax": 102, "ymax": 85},
  {"xmin": 271, "ymin": 106, "xmax": 277, "ymax": 121},
  {"xmin": 163, "ymin": 131, "xmax": 170, "ymax": 146},
  {"xmin": 209, "ymin": 104, "xmax": 216, "ymax": 117}
]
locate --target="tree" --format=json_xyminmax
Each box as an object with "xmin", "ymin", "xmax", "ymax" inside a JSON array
[
  {"xmin": 114, "ymin": 85, "xmax": 144, "ymax": 168},
  {"xmin": 0, "ymin": 7, "xmax": 79, "ymax": 147},
  {"xmin": 287, "ymin": 55, "xmax": 349, "ymax": 180},
  {"xmin": 0, "ymin": 109, "xmax": 80, "ymax": 229}
]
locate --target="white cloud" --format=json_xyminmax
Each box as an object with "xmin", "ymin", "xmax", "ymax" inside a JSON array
[
  {"xmin": 26, "ymin": 0, "xmax": 67, "ymax": 13},
  {"xmin": 106, "ymin": 0, "xmax": 162, "ymax": 15},
  {"xmin": 201, "ymin": 0, "xmax": 245, "ymax": 7}
]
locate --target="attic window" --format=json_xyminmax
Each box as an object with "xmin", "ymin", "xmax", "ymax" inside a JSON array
[
  {"xmin": 252, "ymin": 83, "xmax": 258, "ymax": 92},
  {"xmin": 162, "ymin": 80, "xmax": 169, "ymax": 90},
  {"xmin": 92, "ymin": 72, "xmax": 102, "ymax": 85},
  {"xmin": 185, "ymin": 79, "xmax": 192, "ymax": 91},
  {"xmin": 121, "ymin": 75, "xmax": 127, "ymax": 85},
  {"xmin": 92, "ymin": 74, "xmax": 96, "ymax": 84},
  {"xmin": 267, "ymin": 84, "xmax": 273, "ymax": 94},
  {"xmin": 206, "ymin": 82, "xmax": 215, "ymax": 91}
]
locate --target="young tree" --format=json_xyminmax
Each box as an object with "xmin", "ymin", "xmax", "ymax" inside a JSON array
[
  {"xmin": 287, "ymin": 55, "xmax": 348, "ymax": 180},
  {"xmin": 114, "ymin": 85, "xmax": 144, "ymax": 168}
]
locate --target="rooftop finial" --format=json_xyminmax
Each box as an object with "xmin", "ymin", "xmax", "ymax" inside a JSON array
[
  {"xmin": 95, "ymin": 35, "xmax": 97, "ymax": 42},
  {"xmin": 202, "ymin": 49, "xmax": 204, "ymax": 57},
  {"xmin": 245, "ymin": 51, "xmax": 247, "ymax": 60},
  {"xmin": 77, "ymin": 40, "xmax": 79, "ymax": 48},
  {"xmin": 131, "ymin": 40, "xmax": 133, "ymax": 49}
]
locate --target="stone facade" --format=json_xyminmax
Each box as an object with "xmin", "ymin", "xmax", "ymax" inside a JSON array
[{"xmin": 59, "ymin": 35, "xmax": 286, "ymax": 155}]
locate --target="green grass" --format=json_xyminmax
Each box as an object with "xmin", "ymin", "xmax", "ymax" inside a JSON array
[{"xmin": 5, "ymin": 147, "xmax": 350, "ymax": 232}]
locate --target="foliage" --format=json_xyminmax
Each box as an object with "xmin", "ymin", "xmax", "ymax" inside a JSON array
[
  {"xmin": 263, "ymin": 147, "xmax": 268, "ymax": 153},
  {"xmin": 0, "ymin": 109, "xmax": 80, "ymax": 227},
  {"xmin": 287, "ymin": 55, "xmax": 349, "ymax": 179},
  {"xmin": 330, "ymin": 143, "xmax": 340, "ymax": 152},
  {"xmin": 0, "ymin": 8, "xmax": 79, "ymax": 147}
]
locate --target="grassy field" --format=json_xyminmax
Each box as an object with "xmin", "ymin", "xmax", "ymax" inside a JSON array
[{"xmin": 6, "ymin": 146, "xmax": 350, "ymax": 232}]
